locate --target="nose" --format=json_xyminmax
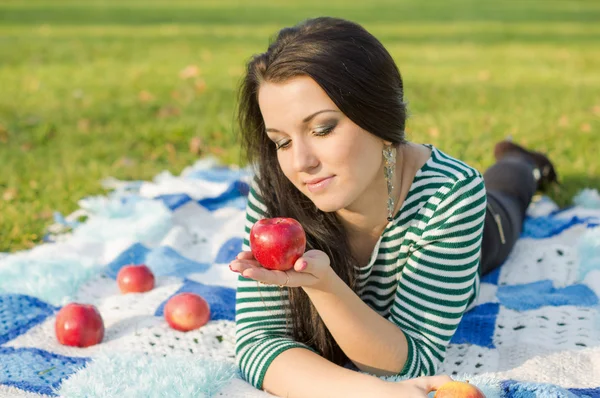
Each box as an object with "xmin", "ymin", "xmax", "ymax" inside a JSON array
[{"xmin": 291, "ymin": 137, "xmax": 319, "ymax": 173}]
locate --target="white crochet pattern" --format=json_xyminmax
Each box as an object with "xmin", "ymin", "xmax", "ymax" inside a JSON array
[{"xmin": 0, "ymin": 159, "xmax": 598, "ymax": 397}]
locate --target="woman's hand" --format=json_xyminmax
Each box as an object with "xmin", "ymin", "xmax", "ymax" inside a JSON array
[
  {"xmin": 378, "ymin": 375, "xmax": 454, "ymax": 397},
  {"xmin": 229, "ymin": 249, "xmax": 336, "ymax": 291}
]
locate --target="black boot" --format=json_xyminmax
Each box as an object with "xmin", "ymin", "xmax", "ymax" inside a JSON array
[{"xmin": 494, "ymin": 140, "xmax": 559, "ymax": 192}]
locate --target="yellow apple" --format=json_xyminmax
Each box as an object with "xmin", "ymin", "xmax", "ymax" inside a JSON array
[{"xmin": 434, "ymin": 380, "xmax": 486, "ymax": 398}]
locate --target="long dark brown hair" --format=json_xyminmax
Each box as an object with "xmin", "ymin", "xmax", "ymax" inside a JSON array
[{"xmin": 236, "ymin": 16, "xmax": 407, "ymax": 366}]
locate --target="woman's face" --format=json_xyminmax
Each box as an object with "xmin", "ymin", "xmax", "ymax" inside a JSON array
[{"xmin": 258, "ymin": 75, "xmax": 387, "ymax": 214}]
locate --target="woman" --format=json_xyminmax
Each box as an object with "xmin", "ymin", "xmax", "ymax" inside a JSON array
[{"xmin": 229, "ymin": 17, "xmax": 558, "ymax": 397}]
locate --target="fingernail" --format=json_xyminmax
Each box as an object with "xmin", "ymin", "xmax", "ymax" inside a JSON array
[{"xmin": 299, "ymin": 260, "xmax": 307, "ymax": 271}]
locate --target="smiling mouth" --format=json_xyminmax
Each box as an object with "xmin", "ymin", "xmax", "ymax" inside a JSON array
[{"xmin": 305, "ymin": 176, "xmax": 334, "ymax": 193}]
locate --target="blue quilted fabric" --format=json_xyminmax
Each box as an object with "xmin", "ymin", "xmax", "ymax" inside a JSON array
[
  {"xmin": 2, "ymin": 166, "xmax": 599, "ymax": 397},
  {"xmin": 521, "ymin": 215, "xmax": 593, "ymax": 239},
  {"xmin": 451, "ymin": 303, "xmax": 500, "ymax": 348},
  {"xmin": 104, "ymin": 243, "xmax": 210, "ymax": 279},
  {"xmin": 214, "ymin": 237, "xmax": 243, "ymax": 264},
  {"xmin": 155, "ymin": 279, "xmax": 236, "ymax": 322},
  {"xmin": 0, "ymin": 347, "xmax": 88, "ymax": 396},
  {"xmin": 0, "ymin": 295, "xmax": 58, "ymax": 345}
]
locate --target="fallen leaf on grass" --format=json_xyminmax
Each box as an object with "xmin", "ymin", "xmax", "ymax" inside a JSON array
[
  {"xmin": 209, "ymin": 146, "xmax": 226, "ymax": 156},
  {"xmin": 194, "ymin": 79, "xmax": 206, "ymax": 94},
  {"xmin": 166, "ymin": 143, "xmax": 177, "ymax": 164},
  {"xmin": 72, "ymin": 89, "xmax": 84, "ymax": 99},
  {"xmin": 149, "ymin": 151, "xmax": 160, "ymax": 161},
  {"xmin": 580, "ymin": 123, "xmax": 591, "ymax": 133},
  {"xmin": 478, "ymin": 70, "xmax": 490, "ymax": 81},
  {"xmin": 179, "ymin": 65, "xmax": 200, "ymax": 79},
  {"xmin": 25, "ymin": 78, "xmax": 40, "ymax": 92},
  {"xmin": 157, "ymin": 106, "xmax": 180, "ymax": 118},
  {"xmin": 165, "ymin": 143, "xmax": 176, "ymax": 155},
  {"xmin": 3, "ymin": 188, "xmax": 17, "ymax": 202},
  {"xmin": 428, "ymin": 127, "xmax": 439, "ymax": 138},
  {"xmin": 593, "ymin": 105, "xmax": 600, "ymax": 116},
  {"xmin": 558, "ymin": 115, "xmax": 569, "ymax": 127},
  {"xmin": 113, "ymin": 157, "xmax": 136, "ymax": 168},
  {"xmin": 138, "ymin": 90, "xmax": 155, "ymax": 103},
  {"xmin": 77, "ymin": 119, "xmax": 90, "ymax": 132},
  {"xmin": 201, "ymin": 50, "xmax": 212, "ymax": 62},
  {"xmin": 189, "ymin": 137, "xmax": 203, "ymax": 155},
  {"xmin": 34, "ymin": 210, "xmax": 53, "ymax": 220}
]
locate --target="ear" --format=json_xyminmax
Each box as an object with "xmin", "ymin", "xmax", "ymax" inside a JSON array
[{"xmin": 383, "ymin": 140, "xmax": 393, "ymax": 147}]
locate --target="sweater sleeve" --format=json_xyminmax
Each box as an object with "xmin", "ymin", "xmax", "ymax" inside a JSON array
[
  {"xmin": 235, "ymin": 177, "xmax": 318, "ymax": 389},
  {"xmin": 389, "ymin": 175, "xmax": 487, "ymax": 377}
]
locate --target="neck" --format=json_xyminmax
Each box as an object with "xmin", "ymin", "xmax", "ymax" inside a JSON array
[{"xmin": 336, "ymin": 144, "xmax": 406, "ymax": 241}]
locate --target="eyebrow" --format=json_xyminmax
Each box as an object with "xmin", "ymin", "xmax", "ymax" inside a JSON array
[{"xmin": 265, "ymin": 109, "xmax": 339, "ymax": 133}]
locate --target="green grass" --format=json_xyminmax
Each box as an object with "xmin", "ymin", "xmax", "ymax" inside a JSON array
[{"xmin": 1, "ymin": 0, "xmax": 599, "ymax": 252}]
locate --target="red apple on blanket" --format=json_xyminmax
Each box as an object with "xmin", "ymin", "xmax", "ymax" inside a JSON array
[
  {"xmin": 117, "ymin": 264, "xmax": 155, "ymax": 294},
  {"xmin": 250, "ymin": 217, "xmax": 306, "ymax": 271},
  {"xmin": 55, "ymin": 303, "xmax": 104, "ymax": 347},
  {"xmin": 164, "ymin": 293, "xmax": 210, "ymax": 332},
  {"xmin": 434, "ymin": 380, "xmax": 486, "ymax": 398}
]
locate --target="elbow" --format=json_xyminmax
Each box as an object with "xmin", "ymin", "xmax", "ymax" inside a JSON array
[
  {"xmin": 397, "ymin": 335, "xmax": 441, "ymax": 378},
  {"xmin": 351, "ymin": 342, "xmax": 410, "ymax": 376}
]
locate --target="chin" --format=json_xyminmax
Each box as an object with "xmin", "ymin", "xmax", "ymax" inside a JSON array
[{"xmin": 310, "ymin": 196, "xmax": 346, "ymax": 213}]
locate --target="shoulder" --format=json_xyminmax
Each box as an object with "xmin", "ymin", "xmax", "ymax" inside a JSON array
[
  {"xmin": 418, "ymin": 146, "xmax": 485, "ymax": 199},
  {"xmin": 413, "ymin": 146, "xmax": 486, "ymax": 226},
  {"xmin": 424, "ymin": 145, "xmax": 483, "ymax": 183}
]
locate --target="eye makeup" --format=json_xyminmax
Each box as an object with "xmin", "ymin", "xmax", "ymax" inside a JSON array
[{"xmin": 274, "ymin": 121, "xmax": 337, "ymax": 151}]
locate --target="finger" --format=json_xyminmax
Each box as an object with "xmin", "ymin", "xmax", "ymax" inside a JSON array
[
  {"xmin": 415, "ymin": 375, "xmax": 453, "ymax": 393},
  {"xmin": 242, "ymin": 268, "xmax": 317, "ymax": 287},
  {"xmin": 229, "ymin": 260, "xmax": 261, "ymax": 274},
  {"xmin": 293, "ymin": 257, "xmax": 309, "ymax": 272},
  {"xmin": 242, "ymin": 268, "xmax": 287, "ymax": 284},
  {"xmin": 293, "ymin": 250, "xmax": 330, "ymax": 274},
  {"xmin": 236, "ymin": 251, "xmax": 255, "ymax": 260},
  {"xmin": 292, "ymin": 250, "xmax": 321, "ymax": 272}
]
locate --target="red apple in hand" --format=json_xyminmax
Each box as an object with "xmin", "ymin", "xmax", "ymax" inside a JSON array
[
  {"xmin": 164, "ymin": 293, "xmax": 210, "ymax": 332},
  {"xmin": 434, "ymin": 380, "xmax": 486, "ymax": 398},
  {"xmin": 55, "ymin": 303, "xmax": 104, "ymax": 347},
  {"xmin": 117, "ymin": 264, "xmax": 155, "ymax": 294},
  {"xmin": 250, "ymin": 217, "xmax": 306, "ymax": 271}
]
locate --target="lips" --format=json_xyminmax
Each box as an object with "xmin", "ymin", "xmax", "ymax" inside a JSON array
[
  {"xmin": 305, "ymin": 176, "xmax": 333, "ymax": 185},
  {"xmin": 305, "ymin": 176, "xmax": 335, "ymax": 193}
]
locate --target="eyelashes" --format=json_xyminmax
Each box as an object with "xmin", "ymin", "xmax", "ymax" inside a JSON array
[{"xmin": 275, "ymin": 124, "xmax": 336, "ymax": 151}]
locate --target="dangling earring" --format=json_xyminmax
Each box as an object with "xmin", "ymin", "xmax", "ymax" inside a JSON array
[{"xmin": 383, "ymin": 144, "xmax": 397, "ymax": 222}]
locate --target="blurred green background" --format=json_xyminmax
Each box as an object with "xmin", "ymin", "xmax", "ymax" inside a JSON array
[{"xmin": 1, "ymin": 0, "xmax": 599, "ymax": 252}]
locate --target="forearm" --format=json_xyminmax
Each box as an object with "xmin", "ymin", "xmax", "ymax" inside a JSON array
[
  {"xmin": 262, "ymin": 347, "xmax": 388, "ymax": 398},
  {"xmin": 303, "ymin": 275, "xmax": 409, "ymax": 376}
]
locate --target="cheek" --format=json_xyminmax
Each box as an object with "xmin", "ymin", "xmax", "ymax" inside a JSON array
[
  {"xmin": 343, "ymin": 141, "xmax": 382, "ymax": 188},
  {"xmin": 335, "ymin": 135, "xmax": 378, "ymax": 172},
  {"xmin": 275, "ymin": 154, "xmax": 298, "ymax": 185}
]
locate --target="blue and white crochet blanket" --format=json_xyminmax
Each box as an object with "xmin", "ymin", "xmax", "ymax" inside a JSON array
[{"xmin": 1, "ymin": 157, "xmax": 599, "ymax": 398}]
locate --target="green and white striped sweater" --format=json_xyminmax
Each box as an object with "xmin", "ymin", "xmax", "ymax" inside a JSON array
[{"xmin": 235, "ymin": 145, "xmax": 487, "ymax": 389}]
